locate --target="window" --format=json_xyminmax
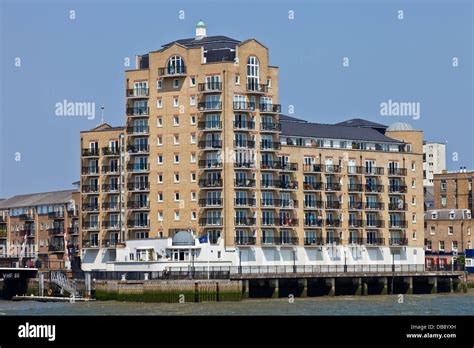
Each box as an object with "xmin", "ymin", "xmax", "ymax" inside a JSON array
[
  {"xmin": 426, "ymin": 240, "xmax": 432, "ymax": 250},
  {"xmin": 191, "ymin": 172, "xmax": 196, "ymax": 182},
  {"xmin": 157, "ymin": 173, "xmax": 163, "ymax": 183},
  {"xmin": 412, "ymin": 213, "xmax": 416, "ymax": 223},
  {"xmin": 157, "ymin": 117, "xmax": 163, "ymax": 127},
  {"xmin": 449, "ymin": 211, "xmax": 455, "ymax": 219},
  {"xmin": 174, "ymin": 192, "xmax": 180, "ymax": 201},
  {"xmin": 190, "ymin": 115, "xmax": 196, "ymax": 125},
  {"xmin": 190, "ymin": 96, "xmax": 196, "ymax": 106},
  {"xmin": 431, "ymin": 212, "xmax": 437, "ymax": 219},
  {"xmin": 173, "ymin": 134, "xmax": 179, "ymax": 145},
  {"xmin": 411, "ymin": 196, "xmax": 416, "ymax": 205},
  {"xmin": 174, "ymin": 173, "xmax": 180, "ymax": 183},
  {"xmin": 173, "ymin": 79, "xmax": 179, "ymax": 88},
  {"xmin": 412, "ymin": 231, "xmax": 417, "ymax": 240},
  {"xmin": 190, "ymin": 152, "xmax": 196, "ymax": 163},
  {"xmin": 174, "ymin": 116, "xmax": 179, "ymax": 126},
  {"xmin": 247, "ymin": 56, "xmax": 260, "ymax": 89},
  {"xmin": 411, "ymin": 162, "xmax": 416, "ymax": 171},
  {"xmin": 190, "ymin": 76, "xmax": 196, "ymax": 87},
  {"xmin": 441, "ymin": 197, "xmax": 447, "ymax": 207},
  {"xmin": 411, "ymin": 179, "xmax": 416, "ymax": 188},
  {"xmin": 157, "ymin": 79, "xmax": 163, "ymax": 90},
  {"xmin": 441, "ymin": 181, "xmax": 447, "ymax": 190},
  {"xmin": 430, "ymin": 226, "xmax": 435, "ymax": 235},
  {"xmin": 190, "ymin": 133, "xmax": 196, "ymax": 144},
  {"xmin": 174, "ymin": 154, "xmax": 180, "ymax": 164},
  {"xmin": 191, "ymin": 191, "xmax": 197, "ymax": 201},
  {"xmin": 156, "ymin": 98, "xmax": 162, "ymax": 108},
  {"xmin": 235, "ymin": 75, "xmax": 240, "ymax": 85},
  {"xmin": 157, "ymin": 135, "xmax": 163, "ymax": 146},
  {"xmin": 158, "ymin": 193, "xmax": 163, "ymax": 202},
  {"xmin": 191, "ymin": 211, "xmax": 197, "ymax": 220},
  {"xmin": 158, "ymin": 211, "xmax": 163, "ymax": 221},
  {"xmin": 439, "ymin": 241, "xmax": 445, "ymax": 251},
  {"xmin": 452, "ymin": 241, "xmax": 458, "ymax": 251},
  {"xmin": 173, "ymin": 97, "xmax": 179, "ymax": 108},
  {"xmin": 448, "ymin": 226, "xmax": 454, "ymax": 235},
  {"xmin": 157, "ymin": 155, "xmax": 163, "ymax": 164},
  {"xmin": 174, "ymin": 211, "xmax": 180, "ymax": 221},
  {"xmin": 266, "ymin": 78, "xmax": 272, "ymax": 88}
]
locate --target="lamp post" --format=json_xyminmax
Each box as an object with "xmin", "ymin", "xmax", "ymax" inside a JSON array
[
  {"xmin": 239, "ymin": 248, "xmax": 242, "ymax": 274},
  {"xmin": 344, "ymin": 249, "xmax": 347, "ymax": 273},
  {"xmin": 293, "ymin": 249, "xmax": 296, "ymax": 273}
]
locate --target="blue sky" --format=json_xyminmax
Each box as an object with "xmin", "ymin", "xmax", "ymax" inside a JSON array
[{"xmin": 0, "ymin": 0, "xmax": 472, "ymax": 197}]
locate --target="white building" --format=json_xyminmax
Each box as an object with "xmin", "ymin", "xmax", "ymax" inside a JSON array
[{"xmin": 423, "ymin": 141, "xmax": 446, "ymax": 186}]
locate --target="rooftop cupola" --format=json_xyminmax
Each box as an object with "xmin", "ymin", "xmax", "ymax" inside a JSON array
[{"xmin": 195, "ymin": 20, "xmax": 207, "ymax": 40}]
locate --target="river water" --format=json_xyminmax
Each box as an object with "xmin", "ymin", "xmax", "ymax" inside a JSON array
[{"xmin": 1, "ymin": 292, "xmax": 473, "ymax": 315}]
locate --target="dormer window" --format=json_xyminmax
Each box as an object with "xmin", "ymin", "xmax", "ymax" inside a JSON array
[
  {"xmin": 431, "ymin": 212, "xmax": 437, "ymax": 219},
  {"xmin": 166, "ymin": 55, "xmax": 185, "ymax": 75},
  {"xmin": 247, "ymin": 56, "xmax": 260, "ymax": 91},
  {"xmin": 449, "ymin": 211, "xmax": 456, "ymax": 219}
]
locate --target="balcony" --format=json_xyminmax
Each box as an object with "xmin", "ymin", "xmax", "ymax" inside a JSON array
[
  {"xmin": 348, "ymin": 184, "xmax": 364, "ymax": 192},
  {"xmin": 127, "ymin": 144, "xmax": 149, "ymax": 154},
  {"xmin": 323, "ymin": 165, "xmax": 341, "ymax": 174},
  {"xmin": 82, "ymin": 148, "xmax": 99, "ymax": 157},
  {"xmin": 102, "ymin": 166, "xmax": 120, "ymax": 175},
  {"xmin": 261, "ymin": 218, "xmax": 298, "ymax": 227},
  {"xmin": 389, "ymin": 221, "xmax": 408, "ymax": 229},
  {"xmin": 246, "ymin": 83, "xmax": 268, "ymax": 94},
  {"xmin": 102, "ymin": 221, "xmax": 120, "ymax": 230},
  {"xmin": 67, "ymin": 227, "xmax": 79, "ymax": 235},
  {"xmin": 199, "ymin": 218, "xmax": 223, "ymax": 226},
  {"xmin": 347, "ymin": 166, "xmax": 364, "ymax": 175},
  {"xmin": 198, "ymin": 160, "xmax": 223, "ymax": 169},
  {"xmin": 20, "ymin": 227, "xmax": 35, "ymax": 237},
  {"xmin": 126, "ymin": 163, "xmax": 149, "ymax": 173},
  {"xmin": 389, "ymin": 238, "xmax": 408, "ymax": 246},
  {"xmin": 48, "ymin": 227, "xmax": 65, "ymax": 235},
  {"xmin": 198, "ymin": 101, "xmax": 222, "ymax": 112},
  {"xmin": 19, "ymin": 214, "xmax": 35, "ymax": 221},
  {"xmin": 325, "ymin": 201, "xmax": 340, "ymax": 209},
  {"xmin": 235, "ymin": 217, "xmax": 257, "ymax": 226},
  {"xmin": 198, "ymin": 140, "xmax": 222, "ymax": 149},
  {"xmin": 261, "ymin": 199, "xmax": 298, "ymax": 209},
  {"xmin": 82, "ymin": 222, "xmax": 99, "ymax": 230},
  {"xmin": 158, "ymin": 65, "xmax": 186, "ymax": 77},
  {"xmin": 260, "ymin": 122, "xmax": 281, "ymax": 132},
  {"xmin": 198, "ymin": 121, "xmax": 222, "ymax": 130},
  {"xmin": 126, "ymin": 125, "xmax": 149, "ymax": 135},
  {"xmin": 234, "ymin": 198, "xmax": 257, "ymax": 207},
  {"xmin": 304, "ymin": 218, "xmax": 323, "ymax": 227},
  {"xmin": 198, "ymin": 198, "xmax": 223, "ymax": 207},
  {"xmin": 365, "ymin": 184, "xmax": 384, "ymax": 193},
  {"xmin": 388, "ymin": 202, "xmax": 407, "ymax": 211},
  {"xmin": 364, "ymin": 167, "xmax": 384, "ymax": 175},
  {"xmin": 235, "ymin": 236, "xmax": 256, "ymax": 246},
  {"xmin": 102, "ymin": 184, "xmax": 120, "ymax": 193},
  {"xmin": 199, "ymin": 179, "xmax": 223, "ymax": 188},
  {"xmin": 388, "ymin": 185, "xmax": 407, "ymax": 193},
  {"xmin": 260, "ymin": 162, "xmax": 298, "ymax": 171},
  {"xmin": 82, "ymin": 203, "xmax": 99, "ymax": 211},
  {"xmin": 364, "ymin": 238, "xmax": 385, "ymax": 246},
  {"xmin": 260, "ymin": 141, "xmax": 281, "ymax": 151},
  {"xmin": 388, "ymin": 168, "xmax": 407, "ymax": 176},
  {"xmin": 127, "ymin": 201, "xmax": 150, "ymax": 210},
  {"xmin": 365, "ymin": 220, "xmax": 385, "ymax": 228},
  {"xmin": 82, "ymin": 239, "xmax": 100, "ymax": 248},
  {"xmin": 48, "ymin": 242, "xmax": 65, "ymax": 253},
  {"xmin": 126, "ymin": 88, "xmax": 149, "ymax": 98},
  {"xmin": 198, "ymin": 82, "xmax": 222, "ymax": 93},
  {"xmin": 348, "ymin": 237, "xmax": 364, "ymax": 245},
  {"xmin": 82, "ymin": 166, "xmax": 99, "ymax": 175},
  {"xmin": 48, "ymin": 211, "xmax": 65, "ymax": 219},
  {"xmin": 234, "ymin": 161, "xmax": 255, "ymax": 169},
  {"xmin": 127, "ymin": 220, "xmax": 150, "ymax": 228},
  {"xmin": 303, "ymin": 164, "xmax": 323, "ymax": 173},
  {"xmin": 261, "ymin": 236, "xmax": 298, "ymax": 246},
  {"xmin": 259, "ymin": 103, "xmax": 281, "ymax": 113},
  {"xmin": 348, "ymin": 220, "xmax": 364, "ymax": 228},
  {"xmin": 325, "ymin": 183, "xmax": 341, "ymax": 191},
  {"xmin": 233, "ymin": 101, "xmax": 255, "ymax": 111},
  {"xmin": 102, "ymin": 147, "xmax": 120, "ymax": 156},
  {"xmin": 365, "ymin": 202, "xmax": 384, "ymax": 210},
  {"xmin": 234, "ymin": 140, "xmax": 256, "ymax": 149},
  {"xmin": 234, "ymin": 121, "xmax": 256, "ymax": 130},
  {"xmin": 102, "ymin": 202, "xmax": 120, "ymax": 211},
  {"xmin": 303, "ymin": 182, "xmax": 323, "ymax": 191},
  {"xmin": 234, "ymin": 179, "xmax": 255, "ymax": 188},
  {"xmin": 127, "ymin": 182, "xmax": 150, "ymax": 191},
  {"xmin": 304, "ymin": 200, "xmax": 323, "ymax": 209},
  {"xmin": 325, "ymin": 219, "xmax": 341, "ymax": 227},
  {"xmin": 349, "ymin": 201, "xmax": 364, "ymax": 210},
  {"xmin": 304, "ymin": 237, "xmax": 324, "ymax": 246},
  {"xmin": 102, "ymin": 239, "xmax": 119, "ymax": 248},
  {"xmin": 0, "ymin": 228, "xmax": 7, "ymax": 238}
]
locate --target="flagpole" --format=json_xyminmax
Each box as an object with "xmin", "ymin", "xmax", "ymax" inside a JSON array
[{"xmin": 207, "ymin": 243, "xmax": 210, "ymax": 279}]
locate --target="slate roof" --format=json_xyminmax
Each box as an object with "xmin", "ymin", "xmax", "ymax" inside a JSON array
[
  {"xmin": 0, "ymin": 190, "xmax": 78, "ymax": 209},
  {"xmin": 334, "ymin": 118, "xmax": 388, "ymax": 129},
  {"xmin": 161, "ymin": 35, "xmax": 240, "ymax": 51},
  {"xmin": 280, "ymin": 119, "xmax": 404, "ymax": 143},
  {"xmin": 425, "ymin": 209, "xmax": 471, "ymax": 221},
  {"xmin": 279, "ymin": 114, "xmax": 307, "ymax": 123}
]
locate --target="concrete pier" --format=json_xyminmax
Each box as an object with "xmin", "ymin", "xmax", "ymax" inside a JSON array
[
  {"xmin": 355, "ymin": 278, "xmax": 362, "ymax": 296},
  {"xmin": 242, "ymin": 279, "xmax": 249, "ymax": 299},
  {"xmin": 327, "ymin": 278, "xmax": 335, "ymax": 296},
  {"xmin": 380, "ymin": 277, "xmax": 388, "ymax": 295},
  {"xmin": 429, "ymin": 277, "xmax": 438, "ymax": 294},
  {"xmin": 299, "ymin": 278, "xmax": 307, "ymax": 297},
  {"xmin": 271, "ymin": 279, "xmax": 279, "ymax": 298},
  {"xmin": 406, "ymin": 277, "xmax": 413, "ymax": 294}
]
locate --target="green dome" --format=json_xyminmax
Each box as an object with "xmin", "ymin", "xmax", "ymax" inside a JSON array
[{"xmin": 196, "ymin": 20, "xmax": 206, "ymax": 28}]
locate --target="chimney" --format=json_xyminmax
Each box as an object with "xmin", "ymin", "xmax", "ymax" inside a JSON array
[{"xmin": 195, "ymin": 20, "xmax": 207, "ymax": 40}]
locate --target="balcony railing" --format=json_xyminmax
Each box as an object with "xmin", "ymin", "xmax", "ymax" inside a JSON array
[
  {"xmin": 349, "ymin": 201, "xmax": 364, "ymax": 210},
  {"xmin": 48, "ymin": 227, "xmax": 65, "ymax": 235},
  {"xmin": 304, "ymin": 219, "xmax": 323, "ymax": 227},
  {"xmin": 198, "ymin": 101, "xmax": 222, "ymax": 111},
  {"xmin": 261, "ymin": 218, "xmax": 298, "ymax": 227},
  {"xmin": 388, "ymin": 168, "xmax": 407, "ymax": 176},
  {"xmin": 364, "ymin": 238, "xmax": 385, "ymax": 246},
  {"xmin": 304, "ymin": 237, "xmax": 324, "ymax": 246},
  {"xmin": 158, "ymin": 65, "xmax": 186, "ymax": 76},
  {"xmin": 325, "ymin": 183, "xmax": 341, "ymax": 191},
  {"xmin": 303, "ymin": 164, "xmax": 323, "ymax": 173},
  {"xmin": 198, "ymin": 199, "xmax": 223, "ymax": 207},
  {"xmin": 348, "ymin": 237, "xmax": 364, "ymax": 245},
  {"xmin": 261, "ymin": 236, "xmax": 299, "ymax": 245},
  {"xmin": 199, "ymin": 179, "xmax": 223, "ymax": 188},
  {"xmin": 388, "ymin": 185, "xmax": 407, "ymax": 193},
  {"xmin": 389, "ymin": 238, "xmax": 408, "ymax": 246},
  {"xmin": 260, "ymin": 162, "xmax": 298, "ymax": 171},
  {"xmin": 48, "ymin": 243, "xmax": 65, "ymax": 252},
  {"xmin": 198, "ymin": 160, "xmax": 223, "ymax": 169},
  {"xmin": 48, "ymin": 211, "xmax": 65, "ymax": 219},
  {"xmin": 127, "ymin": 220, "xmax": 150, "ymax": 228},
  {"xmin": 234, "ymin": 198, "xmax": 257, "ymax": 207},
  {"xmin": 260, "ymin": 122, "xmax": 281, "ymax": 132},
  {"xmin": 126, "ymin": 88, "xmax": 149, "ymax": 98},
  {"xmin": 234, "ymin": 121, "xmax": 256, "ymax": 130},
  {"xmin": 246, "ymin": 83, "xmax": 268, "ymax": 93},
  {"xmin": 198, "ymin": 140, "xmax": 222, "ymax": 149},
  {"xmin": 82, "ymin": 148, "xmax": 99, "ymax": 157},
  {"xmin": 261, "ymin": 199, "xmax": 299, "ymax": 209},
  {"xmin": 235, "ymin": 218, "xmax": 257, "ymax": 226},
  {"xmin": 304, "ymin": 200, "xmax": 324, "ymax": 209},
  {"xmin": 324, "ymin": 165, "xmax": 341, "ymax": 173},
  {"xmin": 365, "ymin": 184, "xmax": 384, "ymax": 193},
  {"xmin": 234, "ymin": 179, "xmax": 255, "ymax": 188},
  {"xmin": 260, "ymin": 141, "xmax": 281, "ymax": 150},
  {"xmin": 102, "ymin": 202, "xmax": 119, "ymax": 210},
  {"xmin": 126, "ymin": 163, "xmax": 149, "ymax": 172},
  {"xmin": 127, "ymin": 182, "xmax": 150, "ymax": 191},
  {"xmin": 127, "ymin": 144, "xmax": 149, "ymax": 153},
  {"xmin": 235, "ymin": 236, "xmax": 256, "ymax": 245},
  {"xmin": 67, "ymin": 227, "xmax": 79, "ymax": 235},
  {"xmin": 82, "ymin": 167, "xmax": 99, "ymax": 175},
  {"xmin": 82, "ymin": 222, "xmax": 99, "ymax": 230},
  {"xmin": 102, "ymin": 221, "xmax": 120, "ymax": 229},
  {"xmin": 365, "ymin": 202, "xmax": 384, "ymax": 210},
  {"xmin": 303, "ymin": 182, "xmax": 323, "ymax": 190},
  {"xmin": 234, "ymin": 161, "xmax": 255, "ymax": 169},
  {"xmin": 259, "ymin": 104, "xmax": 281, "ymax": 113},
  {"xmin": 348, "ymin": 184, "xmax": 364, "ymax": 192},
  {"xmin": 102, "ymin": 147, "xmax": 120, "ymax": 156},
  {"xmin": 199, "ymin": 218, "xmax": 223, "ymax": 226},
  {"xmin": 198, "ymin": 82, "xmax": 222, "ymax": 92},
  {"xmin": 347, "ymin": 166, "xmax": 365, "ymax": 175},
  {"xmin": 127, "ymin": 201, "xmax": 150, "ymax": 209},
  {"xmin": 234, "ymin": 140, "xmax": 256, "ymax": 149},
  {"xmin": 198, "ymin": 121, "xmax": 222, "ymax": 130},
  {"xmin": 364, "ymin": 167, "xmax": 384, "ymax": 175},
  {"xmin": 19, "ymin": 214, "xmax": 35, "ymax": 221},
  {"xmin": 102, "ymin": 166, "xmax": 120, "ymax": 174},
  {"xmin": 388, "ymin": 203, "xmax": 407, "ymax": 211},
  {"xmin": 325, "ymin": 201, "xmax": 340, "ymax": 209},
  {"xmin": 348, "ymin": 220, "xmax": 364, "ymax": 228},
  {"xmin": 82, "ymin": 239, "xmax": 100, "ymax": 248},
  {"xmin": 102, "ymin": 239, "xmax": 119, "ymax": 248},
  {"xmin": 365, "ymin": 220, "xmax": 385, "ymax": 228},
  {"xmin": 126, "ymin": 107, "xmax": 149, "ymax": 116},
  {"xmin": 102, "ymin": 184, "xmax": 120, "ymax": 192},
  {"xmin": 389, "ymin": 221, "xmax": 408, "ymax": 229},
  {"xmin": 325, "ymin": 219, "xmax": 341, "ymax": 227},
  {"xmin": 82, "ymin": 203, "xmax": 99, "ymax": 211},
  {"xmin": 233, "ymin": 101, "xmax": 255, "ymax": 111},
  {"xmin": 126, "ymin": 125, "xmax": 149, "ymax": 134}
]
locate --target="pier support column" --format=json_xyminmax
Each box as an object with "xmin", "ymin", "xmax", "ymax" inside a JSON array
[
  {"xmin": 362, "ymin": 281, "xmax": 368, "ymax": 296},
  {"xmin": 380, "ymin": 277, "xmax": 388, "ymax": 295},
  {"xmin": 38, "ymin": 272, "xmax": 44, "ymax": 297},
  {"xmin": 85, "ymin": 272, "xmax": 92, "ymax": 299},
  {"xmin": 449, "ymin": 277, "xmax": 454, "ymax": 293},
  {"xmin": 271, "ymin": 279, "xmax": 279, "ymax": 298},
  {"xmin": 429, "ymin": 277, "xmax": 438, "ymax": 294},
  {"xmin": 299, "ymin": 279, "xmax": 307, "ymax": 297},
  {"xmin": 355, "ymin": 278, "xmax": 362, "ymax": 296},
  {"xmin": 406, "ymin": 277, "xmax": 413, "ymax": 294},
  {"xmin": 242, "ymin": 280, "xmax": 249, "ymax": 299},
  {"xmin": 326, "ymin": 278, "xmax": 335, "ymax": 296}
]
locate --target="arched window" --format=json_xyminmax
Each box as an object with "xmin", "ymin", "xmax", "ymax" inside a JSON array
[
  {"xmin": 247, "ymin": 56, "xmax": 259, "ymax": 90},
  {"xmin": 166, "ymin": 55, "xmax": 185, "ymax": 75}
]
